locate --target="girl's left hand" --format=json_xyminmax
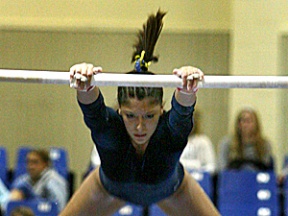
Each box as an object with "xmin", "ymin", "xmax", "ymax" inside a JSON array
[{"xmin": 173, "ymin": 66, "xmax": 204, "ymax": 94}]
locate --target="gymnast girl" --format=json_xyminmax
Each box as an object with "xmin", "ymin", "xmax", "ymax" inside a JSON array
[{"xmin": 60, "ymin": 10, "xmax": 220, "ymax": 216}]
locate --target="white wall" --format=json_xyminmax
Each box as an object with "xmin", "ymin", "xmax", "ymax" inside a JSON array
[
  {"xmin": 0, "ymin": 0, "xmax": 230, "ymax": 32},
  {"xmin": 1, "ymin": 0, "xmax": 288, "ymax": 186},
  {"xmin": 230, "ymin": 0, "xmax": 288, "ymax": 172}
]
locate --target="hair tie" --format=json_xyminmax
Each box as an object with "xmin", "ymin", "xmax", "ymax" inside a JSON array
[{"xmin": 134, "ymin": 50, "xmax": 151, "ymax": 72}]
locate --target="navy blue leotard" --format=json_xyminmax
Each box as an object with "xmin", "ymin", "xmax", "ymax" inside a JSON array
[{"xmin": 79, "ymin": 91, "xmax": 195, "ymax": 205}]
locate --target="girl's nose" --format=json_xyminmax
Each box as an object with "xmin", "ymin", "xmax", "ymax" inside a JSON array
[{"xmin": 136, "ymin": 117, "xmax": 145, "ymax": 131}]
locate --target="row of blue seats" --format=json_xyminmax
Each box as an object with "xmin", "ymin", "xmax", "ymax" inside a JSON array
[
  {"xmin": 5, "ymin": 200, "xmax": 58, "ymax": 216},
  {"xmin": 112, "ymin": 170, "xmax": 288, "ymax": 216},
  {"xmin": 2, "ymin": 146, "xmax": 288, "ymax": 216},
  {"xmin": 7, "ymin": 170, "xmax": 283, "ymax": 216}
]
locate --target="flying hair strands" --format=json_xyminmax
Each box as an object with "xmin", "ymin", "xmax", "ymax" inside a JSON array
[{"xmin": 132, "ymin": 10, "xmax": 166, "ymax": 72}]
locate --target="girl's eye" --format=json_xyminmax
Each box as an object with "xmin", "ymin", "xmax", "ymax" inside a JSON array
[
  {"xmin": 126, "ymin": 114, "xmax": 135, "ymax": 119},
  {"xmin": 144, "ymin": 114, "xmax": 154, "ymax": 119}
]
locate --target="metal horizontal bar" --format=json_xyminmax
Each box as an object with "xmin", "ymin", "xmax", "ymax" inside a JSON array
[{"xmin": 1, "ymin": 69, "xmax": 288, "ymax": 89}]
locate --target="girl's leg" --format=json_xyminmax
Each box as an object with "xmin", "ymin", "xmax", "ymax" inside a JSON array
[
  {"xmin": 157, "ymin": 170, "xmax": 220, "ymax": 216},
  {"xmin": 59, "ymin": 167, "xmax": 126, "ymax": 216}
]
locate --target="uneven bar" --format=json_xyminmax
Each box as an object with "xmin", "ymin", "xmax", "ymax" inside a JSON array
[{"xmin": 1, "ymin": 69, "xmax": 288, "ymax": 89}]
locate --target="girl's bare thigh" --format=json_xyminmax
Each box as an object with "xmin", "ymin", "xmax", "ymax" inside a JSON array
[
  {"xmin": 59, "ymin": 167, "xmax": 126, "ymax": 216},
  {"xmin": 157, "ymin": 169, "xmax": 220, "ymax": 216}
]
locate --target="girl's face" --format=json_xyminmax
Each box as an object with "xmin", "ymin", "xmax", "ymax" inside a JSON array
[
  {"xmin": 238, "ymin": 111, "xmax": 257, "ymax": 136},
  {"xmin": 119, "ymin": 98, "xmax": 163, "ymax": 146}
]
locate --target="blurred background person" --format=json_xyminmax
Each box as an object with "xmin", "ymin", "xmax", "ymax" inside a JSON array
[
  {"xmin": 10, "ymin": 206, "xmax": 35, "ymax": 216},
  {"xmin": 7, "ymin": 149, "xmax": 68, "ymax": 212},
  {"xmin": 278, "ymin": 166, "xmax": 288, "ymax": 185},
  {"xmin": 180, "ymin": 110, "xmax": 217, "ymax": 174},
  {"xmin": 90, "ymin": 145, "xmax": 101, "ymax": 169},
  {"xmin": 217, "ymin": 107, "xmax": 274, "ymax": 171},
  {"xmin": 83, "ymin": 145, "xmax": 101, "ymax": 180},
  {"xmin": 0, "ymin": 178, "xmax": 10, "ymax": 215}
]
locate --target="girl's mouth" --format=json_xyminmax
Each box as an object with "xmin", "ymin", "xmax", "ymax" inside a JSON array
[{"xmin": 134, "ymin": 134, "xmax": 146, "ymax": 138}]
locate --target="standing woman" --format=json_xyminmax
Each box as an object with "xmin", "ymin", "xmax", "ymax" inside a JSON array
[{"xmin": 61, "ymin": 10, "xmax": 220, "ymax": 216}]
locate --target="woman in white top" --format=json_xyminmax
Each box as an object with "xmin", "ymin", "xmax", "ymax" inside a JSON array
[
  {"xmin": 180, "ymin": 111, "xmax": 217, "ymax": 174},
  {"xmin": 90, "ymin": 145, "xmax": 101, "ymax": 168}
]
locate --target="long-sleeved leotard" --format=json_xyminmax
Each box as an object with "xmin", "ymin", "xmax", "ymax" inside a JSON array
[{"xmin": 79, "ymin": 91, "xmax": 195, "ymax": 205}]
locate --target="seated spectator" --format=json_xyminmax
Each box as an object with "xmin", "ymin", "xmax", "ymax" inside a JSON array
[
  {"xmin": 0, "ymin": 178, "xmax": 10, "ymax": 214},
  {"xmin": 83, "ymin": 145, "xmax": 101, "ymax": 180},
  {"xmin": 10, "ymin": 206, "xmax": 35, "ymax": 216},
  {"xmin": 90, "ymin": 145, "xmax": 101, "ymax": 170},
  {"xmin": 278, "ymin": 168, "xmax": 288, "ymax": 185},
  {"xmin": 7, "ymin": 149, "xmax": 68, "ymax": 212},
  {"xmin": 277, "ymin": 159, "xmax": 288, "ymax": 185},
  {"xmin": 217, "ymin": 107, "xmax": 274, "ymax": 171},
  {"xmin": 180, "ymin": 110, "xmax": 217, "ymax": 174}
]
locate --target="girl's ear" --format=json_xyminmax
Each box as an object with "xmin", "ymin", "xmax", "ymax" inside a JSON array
[{"xmin": 118, "ymin": 109, "xmax": 122, "ymax": 115}]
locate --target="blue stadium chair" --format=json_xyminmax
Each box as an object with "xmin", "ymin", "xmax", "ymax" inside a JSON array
[
  {"xmin": 220, "ymin": 207, "xmax": 273, "ymax": 216},
  {"xmin": 282, "ymin": 175, "xmax": 288, "ymax": 215},
  {"xmin": 49, "ymin": 147, "xmax": 69, "ymax": 179},
  {"xmin": 49, "ymin": 148, "xmax": 74, "ymax": 198},
  {"xmin": 6, "ymin": 200, "xmax": 58, "ymax": 216},
  {"xmin": 217, "ymin": 170, "xmax": 279, "ymax": 216},
  {"xmin": 13, "ymin": 146, "xmax": 33, "ymax": 181},
  {"xmin": 148, "ymin": 170, "xmax": 213, "ymax": 216},
  {"xmin": 188, "ymin": 169, "xmax": 214, "ymax": 200},
  {"xmin": 112, "ymin": 203, "xmax": 143, "ymax": 216},
  {"xmin": 149, "ymin": 204, "xmax": 167, "ymax": 216},
  {"xmin": 0, "ymin": 147, "xmax": 9, "ymax": 187}
]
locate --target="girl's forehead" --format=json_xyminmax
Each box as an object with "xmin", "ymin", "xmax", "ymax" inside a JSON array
[{"xmin": 121, "ymin": 98, "xmax": 162, "ymax": 112}]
